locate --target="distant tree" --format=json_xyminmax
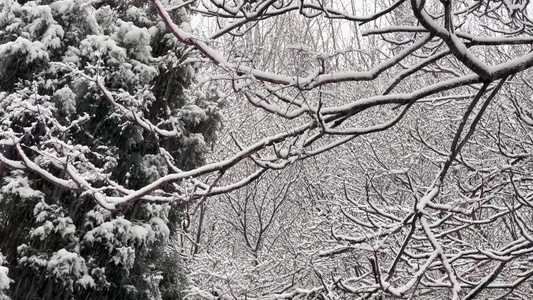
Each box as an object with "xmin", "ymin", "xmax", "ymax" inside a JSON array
[{"xmin": 153, "ymin": 0, "xmax": 533, "ymax": 299}]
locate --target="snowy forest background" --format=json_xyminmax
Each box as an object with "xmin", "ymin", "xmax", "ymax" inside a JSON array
[{"xmin": 3, "ymin": 0, "xmax": 533, "ymax": 299}]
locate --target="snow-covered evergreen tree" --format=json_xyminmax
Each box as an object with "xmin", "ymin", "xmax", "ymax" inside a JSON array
[{"xmin": 0, "ymin": 0, "xmax": 221, "ymax": 299}]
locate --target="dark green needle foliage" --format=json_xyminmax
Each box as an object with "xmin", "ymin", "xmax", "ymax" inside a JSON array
[{"xmin": 0, "ymin": 0, "xmax": 222, "ymax": 299}]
